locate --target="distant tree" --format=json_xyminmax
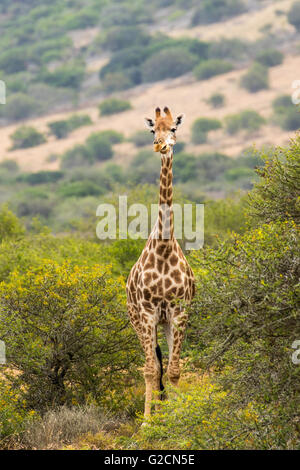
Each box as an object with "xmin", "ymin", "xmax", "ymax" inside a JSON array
[
  {"xmin": 10, "ymin": 126, "xmax": 46, "ymax": 150},
  {"xmin": 141, "ymin": 47, "xmax": 198, "ymax": 82},
  {"xmin": 240, "ymin": 63, "xmax": 269, "ymax": 93},
  {"xmin": 206, "ymin": 92, "xmax": 226, "ymax": 108},
  {"xmin": 255, "ymin": 49, "xmax": 284, "ymax": 67},
  {"xmin": 191, "ymin": 118, "xmax": 222, "ymax": 144},
  {"xmin": 191, "ymin": 0, "xmax": 246, "ymax": 26},
  {"xmin": 225, "ymin": 110, "xmax": 266, "ymax": 134},
  {"xmin": 287, "ymin": 1, "xmax": 300, "ymax": 31},
  {"xmin": 85, "ymin": 133, "xmax": 114, "ymax": 161},
  {"xmin": 194, "ymin": 59, "xmax": 233, "ymax": 80},
  {"xmin": 3, "ymin": 93, "xmax": 40, "ymax": 121},
  {"xmin": 0, "ymin": 205, "xmax": 25, "ymax": 242},
  {"xmin": 99, "ymin": 98, "xmax": 132, "ymax": 115}
]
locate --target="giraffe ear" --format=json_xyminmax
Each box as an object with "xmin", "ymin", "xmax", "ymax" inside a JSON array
[
  {"xmin": 144, "ymin": 118, "xmax": 155, "ymax": 129},
  {"xmin": 175, "ymin": 113, "xmax": 185, "ymax": 127}
]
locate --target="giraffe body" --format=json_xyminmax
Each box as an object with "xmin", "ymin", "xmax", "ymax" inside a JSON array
[{"xmin": 126, "ymin": 107, "xmax": 195, "ymax": 419}]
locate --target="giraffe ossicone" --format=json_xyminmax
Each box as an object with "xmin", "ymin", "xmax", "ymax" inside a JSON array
[{"xmin": 126, "ymin": 106, "xmax": 195, "ymax": 420}]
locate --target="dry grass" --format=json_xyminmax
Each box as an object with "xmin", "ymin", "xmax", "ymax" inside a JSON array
[{"xmin": 12, "ymin": 405, "xmax": 124, "ymax": 450}]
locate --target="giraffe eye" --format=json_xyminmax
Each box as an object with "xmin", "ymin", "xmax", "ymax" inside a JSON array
[
  {"xmin": 171, "ymin": 128, "xmax": 176, "ymax": 133},
  {"xmin": 150, "ymin": 129, "xmax": 155, "ymax": 134}
]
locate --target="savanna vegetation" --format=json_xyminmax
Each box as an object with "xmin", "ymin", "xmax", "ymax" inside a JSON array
[
  {"xmin": 0, "ymin": 134, "xmax": 299, "ymax": 449},
  {"xmin": 0, "ymin": 0, "xmax": 299, "ymax": 452}
]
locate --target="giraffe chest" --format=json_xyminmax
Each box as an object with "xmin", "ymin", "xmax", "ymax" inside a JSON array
[{"xmin": 126, "ymin": 242, "xmax": 194, "ymax": 309}]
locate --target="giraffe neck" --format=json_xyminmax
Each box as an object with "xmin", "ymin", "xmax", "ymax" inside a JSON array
[{"xmin": 157, "ymin": 148, "xmax": 174, "ymax": 241}]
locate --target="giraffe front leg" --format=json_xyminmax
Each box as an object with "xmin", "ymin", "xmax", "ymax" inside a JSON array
[
  {"xmin": 143, "ymin": 325, "xmax": 161, "ymax": 419},
  {"xmin": 167, "ymin": 308, "xmax": 188, "ymax": 387}
]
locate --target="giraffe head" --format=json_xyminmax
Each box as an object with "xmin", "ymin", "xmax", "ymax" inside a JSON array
[{"xmin": 144, "ymin": 106, "xmax": 184, "ymax": 154}]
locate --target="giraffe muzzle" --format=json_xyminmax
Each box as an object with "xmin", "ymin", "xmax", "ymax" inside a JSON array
[{"xmin": 153, "ymin": 140, "xmax": 169, "ymax": 153}]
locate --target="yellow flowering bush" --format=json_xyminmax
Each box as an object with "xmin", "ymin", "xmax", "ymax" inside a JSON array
[
  {"xmin": 0, "ymin": 381, "xmax": 35, "ymax": 441},
  {"xmin": 0, "ymin": 260, "xmax": 141, "ymax": 411}
]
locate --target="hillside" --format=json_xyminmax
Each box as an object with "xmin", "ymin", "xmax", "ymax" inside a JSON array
[{"xmin": 0, "ymin": 0, "xmax": 300, "ymax": 223}]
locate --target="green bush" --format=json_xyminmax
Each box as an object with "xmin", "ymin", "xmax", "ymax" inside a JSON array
[
  {"xmin": 248, "ymin": 136, "xmax": 300, "ymax": 224},
  {"xmin": 60, "ymin": 144, "xmax": 93, "ymax": 169},
  {"xmin": 206, "ymin": 92, "xmax": 225, "ymax": 108},
  {"xmin": 0, "ymin": 48, "xmax": 28, "ymax": 74},
  {"xmin": 3, "ymin": 93, "xmax": 40, "ymax": 122},
  {"xmin": 96, "ymin": 130, "xmax": 124, "ymax": 144},
  {"xmin": 10, "ymin": 126, "xmax": 46, "ymax": 150},
  {"xmin": 0, "ymin": 205, "xmax": 25, "ymax": 243},
  {"xmin": 224, "ymin": 110, "xmax": 265, "ymax": 134},
  {"xmin": 49, "ymin": 114, "xmax": 92, "ymax": 139},
  {"xmin": 196, "ymin": 152, "xmax": 233, "ymax": 181},
  {"xmin": 102, "ymin": 26, "xmax": 151, "ymax": 52},
  {"xmin": 191, "ymin": 118, "xmax": 222, "ymax": 144},
  {"xmin": 17, "ymin": 171, "xmax": 64, "ymax": 185},
  {"xmin": 173, "ymin": 153, "xmax": 197, "ymax": 183},
  {"xmin": 194, "ymin": 59, "xmax": 233, "ymax": 80},
  {"xmin": 39, "ymin": 62, "xmax": 85, "ymax": 89},
  {"xmin": 0, "ymin": 261, "xmax": 140, "ymax": 411},
  {"xmin": 191, "ymin": 0, "xmax": 246, "ymax": 26},
  {"xmin": 99, "ymin": 98, "xmax": 132, "ymax": 116},
  {"xmin": 208, "ymin": 38, "xmax": 250, "ymax": 61},
  {"xmin": 287, "ymin": 1, "xmax": 300, "ymax": 31},
  {"xmin": 141, "ymin": 47, "xmax": 198, "ymax": 82},
  {"xmin": 272, "ymin": 94, "xmax": 300, "ymax": 130},
  {"xmin": 240, "ymin": 63, "xmax": 269, "ymax": 93},
  {"xmin": 58, "ymin": 180, "xmax": 105, "ymax": 198},
  {"xmin": 128, "ymin": 150, "xmax": 160, "ymax": 184},
  {"xmin": 255, "ymin": 49, "xmax": 284, "ymax": 67},
  {"xmin": 85, "ymin": 132, "xmax": 114, "ymax": 161}
]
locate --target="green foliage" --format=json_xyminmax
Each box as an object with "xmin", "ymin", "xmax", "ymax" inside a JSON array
[
  {"xmin": 99, "ymin": 98, "xmax": 132, "ymax": 116},
  {"xmin": 2, "ymin": 93, "xmax": 40, "ymax": 122},
  {"xmin": 188, "ymin": 219, "xmax": 299, "ymax": 448},
  {"xmin": 0, "ymin": 205, "xmax": 25, "ymax": 243},
  {"xmin": 48, "ymin": 114, "xmax": 92, "ymax": 139},
  {"xmin": 287, "ymin": 1, "xmax": 300, "ymax": 31},
  {"xmin": 0, "ymin": 48, "xmax": 28, "ymax": 74},
  {"xmin": 191, "ymin": 118, "xmax": 222, "ymax": 144},
  {"xmin": 240, "ymin": 62, "xmax": 269, "ymax": 93},
  {"xmin": 224, "ymin": 110, "xmax": 266, "ymax": 135},
  {"xmin": 208, "ymin": 38, "xmax": 250, "ymax": 61},
  {"xmin": 128, "ymin": 150, "xmax": 160, "ymax": 184},
  {"xmin": 272, "ymin": 96, "xmax": 300, "ymax": 130},
  {"xmin": 85, "ymin": 132, "xmax": 114, "ymax": 161},
  {"xmin": 173, "ymin": 153, "xmax": 197, "ymax": 183},
  {"xmin": 102, "ymin": 26, "xmax": 151, "ymax": 51},
  {"xmin": 17, "ymin": 171, "xmax": 64, "ymax": 185},
  {"xmin": 0, "ymin": 260, "xmax": 140, "ymax": 411},
  {"xmin": 191, "ymin": 0, "xmax": 246, "ymax": 26},
  {"xmin": 39, "ymin": 62, "xmax": 85, "ymax": 89},
  {"xmin": 248, "ymin": 136, "xmax": 300, "ymax": 225},
  {"xmin": 10, "ymin": 126, "xmax": 46, "ymax": 150},
  {"xmin": 96, "ymin": 130, "xmax": 124, "ymax": 144},
  {"xmin": 0, "ymin": 381, "xmax": 35, "ymax": 442},
  {"xmin": 194, "ymin": 59, "xmax": 233, "ymax": 80},
  {"xmin": 141, "ymin": 47, "xmax": 198, "ymax": 82},
  {"xmin": 58, "ymin": 180, "xmax": 105, "ymax": 198},
  {"xmin": 255, "ymin": 49, "xmax": 284, "ymax": 67},
  {"xmin": 206, "ymin": 92, "xmax": 225, "ymax": 108}
]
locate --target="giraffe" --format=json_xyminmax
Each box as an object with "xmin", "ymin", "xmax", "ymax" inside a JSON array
[{"xmin": 126, "ymin": 106, "xmax": 195, "ymax": 419}]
